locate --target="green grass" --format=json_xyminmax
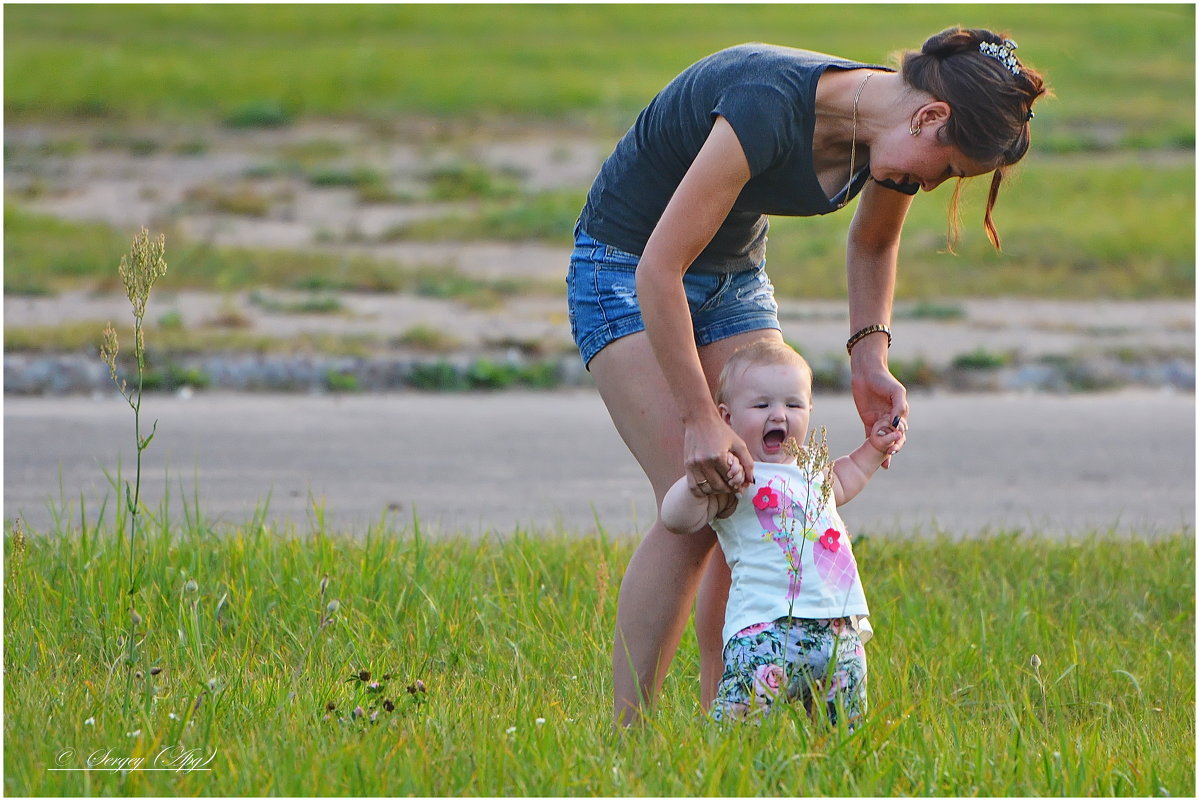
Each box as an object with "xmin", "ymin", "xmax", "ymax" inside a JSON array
[
  {"xmin": 764, "ymin": 155, "xmax": 1195, "ymax": 300},
  {"xmin": 4, "ymin": 4, "xmax": 1195, "ymax": 147},
  {"xmin": 354, "ymin": 156, "xmax": 1196, "ymax": 299},
  {"xmin": 3, "ymin": 6, "xmax": 1193, "ymax": 305},
  {"xmin": 392, "ymin": 188, "xmax": 585, "ymax": 243},
  {"xmin": 424, "ymin": 161, "xmax": 522, "ymax": 202},
  {"xmin": 246, "ymin": 291, "xmax": 345, "ymax": 316},
  {"xmin": 4, "ymin": 506, "xmax": 1193, "ymax": 796},
  {"xmin": 3, "ymin": 321, "xmax": 383, "ymax": 359},
  {"xmin": 2, "ymin": 205, "xmax": 557, "ymax": 300}
]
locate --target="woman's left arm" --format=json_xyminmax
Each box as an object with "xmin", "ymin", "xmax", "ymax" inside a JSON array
[{"xmin": 845, "ymin": 181, "xmax": 915, "ymax": 465}]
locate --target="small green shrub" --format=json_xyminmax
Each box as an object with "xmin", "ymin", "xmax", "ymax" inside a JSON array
[
  {"xmin": 898, "ymin": 301, "xmax": 966, "ymax": 320},
  {"xmin": 466, "ymin": 359, "xmax": 518, "ymax": 389},
  {"xmin": 140, "ymin": 362, "xmax": 211, "ymax": 392},
  {"xmin": 183, "ymin": 184, "xmax": 273, "ymax": 218},
  {"xmin": 952, "ymin": 348, "xmax": 1013, "ymax": 370},
  {"xmin": 425, "ymin": 161, "xmax": 520, "ymax": 201},
  {"xmin": 394, "ymin": 325, "xmax": 460, "ymax": 352},
  {"xmin": 4, "ymin": 280, "xmax": 55, "ymax": 297},
  {"xmin": 406, "ymin": 358, "xmax": 562, "ymax": 391},
  {"xmin": 407, "ymin": 361, "xmax": 468, "ymax": 391},
  {"xmin": 157, "ymin": 310, "xmax": 185, "ymax": 330},
  {"xmin": 515, "ymin": 360, "xmax": 560, "ymax": 389},
  {"xmin": 223, "ymin": 100, "xmax": 294, "ymax": 129},
  {"xmin": 890, "ymin": 357, "xmax": 939, "ymax": 388},
  {"xmin": 248, "ymin": 291, "xmax": 344, "ymax": 315},
  {"xmin": 172, "ymin": 139, "xmax": 209, "ymax": 156},
  {"xmin": 306, "ymin": 164, "xmax": 400, "ymax": 201},
  {"xmin": 324, "ymin": 369, "xmax": 360, "ymax": 393}
]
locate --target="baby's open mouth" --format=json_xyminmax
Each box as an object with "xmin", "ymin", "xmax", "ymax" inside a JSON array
[{"xmin": 763, "ymin": 429, "xmax": 786, "ymax": 453}]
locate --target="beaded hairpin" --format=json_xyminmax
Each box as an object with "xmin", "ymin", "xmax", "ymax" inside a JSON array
[{"xmin": 979, "ymin": 38, "xmax": 1021, "ymax": 76}]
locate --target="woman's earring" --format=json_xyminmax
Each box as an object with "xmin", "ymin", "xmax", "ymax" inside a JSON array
[{"xmin": 909, "ymin": 123, "xmax": 922, "ymax": 136}]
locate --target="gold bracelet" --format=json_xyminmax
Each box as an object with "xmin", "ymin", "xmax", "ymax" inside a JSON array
[{"xmin": 846, "ymin": 324, "xmax": 892, "ymax": 355}]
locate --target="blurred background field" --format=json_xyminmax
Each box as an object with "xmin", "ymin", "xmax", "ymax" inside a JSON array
[
  {"xmin": 5, "ymin": 4, "xmax": 1195, "ymax": 141},
  {"xmin": 3, "ymin": 3, "xmax": 1195, "ymax": 394},
  {"xmin": 3, "ymin": 9, "xmax": 1193, "ymax": 795}
]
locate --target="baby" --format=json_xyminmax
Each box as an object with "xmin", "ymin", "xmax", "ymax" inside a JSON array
[{"xmin": 661, "ymin": 340, "xmax": 904, "ymax": 726}]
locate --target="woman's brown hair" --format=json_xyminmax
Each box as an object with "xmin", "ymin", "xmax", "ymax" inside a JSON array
[{"xmin": 901, "ymin": 27, "xmax": 1049, "ymax": 249}]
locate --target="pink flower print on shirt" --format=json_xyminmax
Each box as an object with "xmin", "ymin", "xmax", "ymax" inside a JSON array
[
  {"xmin": 753, "ymin": 486, "xmax": 780, "ymax": 512},
  {"xmin": 753, "ymin": 479, "xmax": 805, "ymax": 598},
  {"xmin": 812, "ymin": 524, "xmax": 858, "ymax": 593},
  {"xmin": 753, "ymin": 481, "xmax": 795, "ymax": 535},
  {"xmin": 819, "ymin": 528, "xmax": 841, "ymax": 552}
]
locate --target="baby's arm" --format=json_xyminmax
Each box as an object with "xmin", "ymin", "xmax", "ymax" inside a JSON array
[
  {"xmin": 832, "ymin": 420, "xmax": 905, "ymax": 506},
  {"xmin": 661, "ymin": 456, "xmax": 744, "ymax": 534}
]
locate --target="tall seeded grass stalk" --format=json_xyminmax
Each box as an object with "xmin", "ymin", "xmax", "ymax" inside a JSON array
[{"xmin": 99, "ymin": 228, "xmax": 168, "ymax": 717}]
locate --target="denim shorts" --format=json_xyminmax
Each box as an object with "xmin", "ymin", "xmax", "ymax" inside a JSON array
[{"xmin": 567, "ymin": 226, "xmax": 781, "ymax": 367}]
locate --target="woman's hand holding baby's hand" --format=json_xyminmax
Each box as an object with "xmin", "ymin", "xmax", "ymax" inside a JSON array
[
  {"xmin": 723, "ymin": 454, "xmax": 748, "ymax": 493},
  {"xmin": 870, "ymin": 417, "xmax": 907, "ymax": 459},
  {"xmin": 685, "ymin": 415, "xmax": 754, "ymax": 497}
]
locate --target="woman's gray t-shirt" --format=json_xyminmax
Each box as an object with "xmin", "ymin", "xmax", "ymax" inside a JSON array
[{"xmin": 578, "ymin": 43, "xmax": 887, "ymax": 274}]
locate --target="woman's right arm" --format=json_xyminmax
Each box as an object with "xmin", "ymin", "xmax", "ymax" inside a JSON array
[
  {"xmin": 635, "ymin": 115, "xmax": 755, "ymax": 495},
  {"xmin": 845, "ymin": 179, "xmax": 913, "ymax": 467}
]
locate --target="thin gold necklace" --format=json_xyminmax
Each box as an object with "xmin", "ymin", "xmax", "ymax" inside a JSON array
[{"xmin": 838, "ymin": 71, "xmax": 872, "ymax": 209}]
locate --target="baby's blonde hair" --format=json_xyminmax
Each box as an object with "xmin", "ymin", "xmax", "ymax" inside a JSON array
[{"xmin": 715, "ymin": 340, "xmax": 813, "ymax": 406}]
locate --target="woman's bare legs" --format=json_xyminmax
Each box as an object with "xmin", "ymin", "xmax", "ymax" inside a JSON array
[{"xmin": 590, "ymin": 327, "xmax": 783, "ymax": 726}]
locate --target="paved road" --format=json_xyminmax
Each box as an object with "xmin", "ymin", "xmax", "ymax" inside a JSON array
[{"xmin": 4, "ymin": 389, "xmax": 1194, "ymax": 538}]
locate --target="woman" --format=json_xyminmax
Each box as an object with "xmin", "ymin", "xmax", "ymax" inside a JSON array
[{"xmin": 566, "ymin": 26, "xmax": 1048, "ymax": 725}]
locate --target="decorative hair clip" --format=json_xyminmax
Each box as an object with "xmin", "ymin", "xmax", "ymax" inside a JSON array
[
  {"xmin": 1027, "ymin": 109, "xmax": 1035, "ymax": 121},
  {"xmin": 979, "ymin": 38, "xmax": 1021, "ymax": 76}
]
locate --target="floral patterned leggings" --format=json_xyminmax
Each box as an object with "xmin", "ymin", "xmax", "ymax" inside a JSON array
[{"xmin": 711, "ymin": 617, "xmax": 867, "ymax": 727}]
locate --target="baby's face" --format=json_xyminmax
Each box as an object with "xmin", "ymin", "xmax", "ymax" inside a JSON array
[{"xmin": 720, "ymin": 363, "xmax": 812, "ymax": 463}]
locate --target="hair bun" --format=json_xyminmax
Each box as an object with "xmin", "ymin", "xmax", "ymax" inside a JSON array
[
  {"xmin": 901, "ymin": 25, "xmax": 1050, "ymax": 251},
  {"xmin": 922, "ymin": 27, "xmax": 996, "ymax": 59}
]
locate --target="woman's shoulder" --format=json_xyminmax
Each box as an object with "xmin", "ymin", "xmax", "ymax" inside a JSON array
[{"xmin": 692, "ymin": 43, "xmax": 892, "ymax": 94}]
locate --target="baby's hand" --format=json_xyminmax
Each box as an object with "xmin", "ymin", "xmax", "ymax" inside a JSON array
[
  {"xmin": 870, "ymin": 418, "xmax": 907, "ymax": 458},
  {"xmin": 724, "ymin": 454, "xmax": 748, "ymax": 492}
]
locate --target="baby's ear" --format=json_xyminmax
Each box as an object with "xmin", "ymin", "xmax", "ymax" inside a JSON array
[{"xmin": 718, "ymin": 403, "xmax": 732, "ymax": 424}]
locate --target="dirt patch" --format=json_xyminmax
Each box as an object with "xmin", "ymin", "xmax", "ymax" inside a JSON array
[
  {"xmin": 6, "ymin": 120, "xmax": 599, "ymax": 279},
  {"xmin": 4, "ymin": 120, "xmax": 1195, "ymax": 394}
]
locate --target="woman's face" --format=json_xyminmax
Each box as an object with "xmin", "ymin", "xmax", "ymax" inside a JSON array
[{"xmin": 870, "ymin": 109, "xmax": 994, "ymax": 193}]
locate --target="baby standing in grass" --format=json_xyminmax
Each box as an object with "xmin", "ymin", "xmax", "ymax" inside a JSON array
[{"xmin": 661, "ymin": 340, "xmax": 904, "ymax": 725}]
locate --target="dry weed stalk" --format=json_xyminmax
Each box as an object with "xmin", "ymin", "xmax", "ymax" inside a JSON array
[
  {"xmin": 782, "ymin": 425, "xmax": 835, "ymax": 525},
  {"xmin": 595, "ymin": 555, "xmax": 610, "ymax": 613},
  {"xmin": 99, "ymin": 228, "xmax": 168, "ymax": 715},
  {"xmin": 7, "ymin": 518, "xmax": 26, "ymax": 604}
]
